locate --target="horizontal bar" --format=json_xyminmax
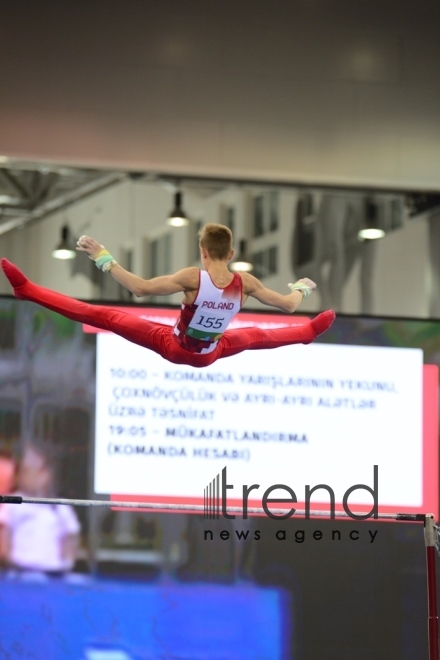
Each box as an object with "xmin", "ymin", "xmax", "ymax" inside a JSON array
[{"xmin": 0, "ymin": 495, "xmax": 430, "ymax": 521}]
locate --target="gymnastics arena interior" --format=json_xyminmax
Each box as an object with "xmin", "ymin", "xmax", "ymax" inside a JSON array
[{"xmin": 1, "ymin": 1, "xmax": 440, "ymax": 658}]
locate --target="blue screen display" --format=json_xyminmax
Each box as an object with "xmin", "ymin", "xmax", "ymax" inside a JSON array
[{"xmin": 0, "ymin": 576, "xmax": 291, "ymax": 659}]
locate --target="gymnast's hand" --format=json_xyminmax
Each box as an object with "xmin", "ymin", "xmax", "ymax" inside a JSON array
[
  {"xmin": 286, "ymin": 277, "xmax": 317, "ymax": 300},
  {"xmin": 295, "ymin": 278, "xmax": 317, "ymax": 292},
  {"xmin": 76, "ymin": 235, "xmax": 105, "ymax": 260}
]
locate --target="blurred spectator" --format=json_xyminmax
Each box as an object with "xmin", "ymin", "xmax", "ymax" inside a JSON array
[
  {"xmin": 0, "ymin": 443, "xmax": 81, "ymax": 575},
  {"xmin": 0, "ymin": 451, "xmax": 16, "ymax": 564},
  {"xmin": 0, "ymin": 452, "xmax": 15, "ymax": 494}
]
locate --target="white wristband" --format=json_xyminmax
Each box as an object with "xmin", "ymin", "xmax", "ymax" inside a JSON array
[{"xmin": 288, "ymin": 281, "xmax": 311, "ymax": 299}]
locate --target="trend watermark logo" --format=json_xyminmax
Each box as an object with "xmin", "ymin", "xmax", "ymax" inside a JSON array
[{"xmin": 204, "ymin": 465, "xmax": 379, "ymax": 521}]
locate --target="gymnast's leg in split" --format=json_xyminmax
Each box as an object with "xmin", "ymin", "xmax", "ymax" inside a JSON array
[
  {"xmin": 0, "ymin": 258, "xmax": 171, "ymax": 355},
  {"xmin": 217, "ymin": 310, "xmax": 335, "ymax": 359}
]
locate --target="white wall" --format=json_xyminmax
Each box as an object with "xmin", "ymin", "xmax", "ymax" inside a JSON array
[{"xmin": 0, "ymin": 0, "xmax": 439, "ymax": 188}]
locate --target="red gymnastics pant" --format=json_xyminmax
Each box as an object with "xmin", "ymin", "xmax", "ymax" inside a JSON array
[{"xmin": 1, "ymin": 259, "xmax": 335, "ymax": 368}]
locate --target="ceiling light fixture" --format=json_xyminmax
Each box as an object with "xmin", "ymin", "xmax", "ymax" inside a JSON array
[
  {"xmin": 358, "ymin": 200, "xmax": 386, "ymax": 241},
  {"xmin": 52, "ymin": 224, "xmax": 76, "ymax": 259},
  {"xmin": 166, "ymin": 190, "xmax": 190, "ymax": 227}
]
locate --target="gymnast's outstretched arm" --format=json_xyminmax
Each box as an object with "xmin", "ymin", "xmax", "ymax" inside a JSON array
[
  {"xmin": 76, "ymin": 235, "xmax": 199, "ymax": 299},
  {"xmin": 239, "ymin": 271, "xmax": 317, "ymax": 313}
]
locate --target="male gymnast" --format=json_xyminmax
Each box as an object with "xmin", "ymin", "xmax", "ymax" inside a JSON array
[{"xmin": 1, "ymin": 223, "xmax": 335, "ymax": 367}]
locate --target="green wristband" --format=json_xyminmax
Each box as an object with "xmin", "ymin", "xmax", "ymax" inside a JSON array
[{"xmin": 95, "ymin": 249, "xmax": 118, "ymax": 272}]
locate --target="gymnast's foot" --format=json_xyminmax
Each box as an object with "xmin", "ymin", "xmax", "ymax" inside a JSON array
[
  {"xmin": 307, "ymin": 310, "xmax": 336, "ymax": 342},
  {"xmin": 1, "ymin": 258, "xmax": 29, "ymax": 298}
]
